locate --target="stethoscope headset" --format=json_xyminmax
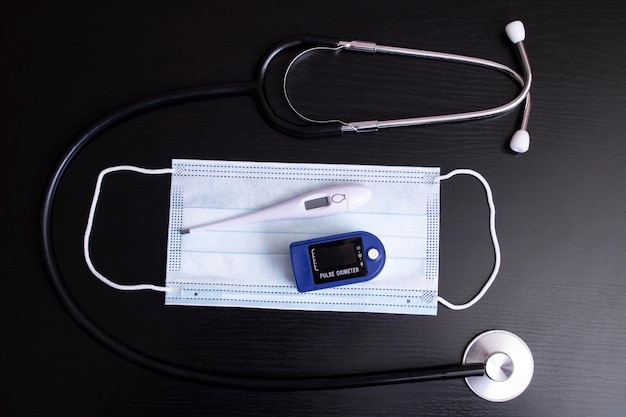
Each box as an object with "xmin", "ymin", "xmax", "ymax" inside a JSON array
[{"xmin": 41, "ymin": 20, "xmax": 534, "ymax": 402}]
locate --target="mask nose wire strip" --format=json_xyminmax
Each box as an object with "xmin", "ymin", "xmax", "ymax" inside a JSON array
[
  {"xmin": 435, "ymin": 169, "xmax": 501, "ymax": 310},
  {"xmin": 84, "ymin": 165, "xmax": 174, "ymax": 293}
]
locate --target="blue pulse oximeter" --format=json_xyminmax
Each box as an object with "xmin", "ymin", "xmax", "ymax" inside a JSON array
[{"xmin": 290, "ymin": 231, "xmax": 386, "ymax": 292}]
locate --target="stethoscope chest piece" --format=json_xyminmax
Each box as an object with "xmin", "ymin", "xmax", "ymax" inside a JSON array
[{"xmin": 462, "ymin": 330, "xmax": 534, "ymax": 402}]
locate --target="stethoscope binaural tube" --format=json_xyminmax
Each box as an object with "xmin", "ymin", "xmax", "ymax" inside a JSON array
[
  {"xmin": 278, "ymin": 21, "xmax": 533, "ymax": 152},
  {"xmin": 336, "ymin": 36, "xmax": 532, "ymax": 132}
]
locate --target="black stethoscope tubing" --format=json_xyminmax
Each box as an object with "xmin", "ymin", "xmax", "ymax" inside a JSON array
[{"xmin": 41, "ymin": 36, "xmax": 487, "ymax": 390}]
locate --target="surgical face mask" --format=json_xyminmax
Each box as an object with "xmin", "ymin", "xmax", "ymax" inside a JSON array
[{"xmin": 84, "ymin": 160, "xmax": 500, "ymax": 315}]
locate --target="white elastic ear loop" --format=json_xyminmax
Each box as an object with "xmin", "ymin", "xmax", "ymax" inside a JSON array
[
  {"xmin": 84, "ymin": 165, "xmax": 174, "ymax": 293},
  {"xmin": 435, "ymin": 169, "xmax": 501, "ymax": 310}
]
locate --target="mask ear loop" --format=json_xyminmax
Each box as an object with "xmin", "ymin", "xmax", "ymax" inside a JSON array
[
  {"xmin": 435, "ymin": 169, "xmax": 501, "ymax": 310},
  {"xmin": 84, "ymin": 165, "xmax": 174, "ymax": 293}
]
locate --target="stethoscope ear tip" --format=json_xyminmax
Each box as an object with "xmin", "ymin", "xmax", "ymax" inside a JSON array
[
  {"xmin": 510, "ymin": 129, "xmax": 530, "ymax": 153},
  {"xmin": 505, "ymin": 20, "xmax": 526, "ymax": 43}
]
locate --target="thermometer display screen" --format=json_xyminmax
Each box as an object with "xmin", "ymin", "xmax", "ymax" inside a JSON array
[{"xmin": 304, "ymin": 197, "xmax": 330, "ymax": 210}]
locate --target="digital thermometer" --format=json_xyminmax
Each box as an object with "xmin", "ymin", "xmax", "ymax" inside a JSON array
[
  {"xmin": 290, "ymin": 231, "xmax": 386, "ymax": 292},
  {"xmin": 181, "ymin": 184, "xmax": 372, "ymax": 234}
]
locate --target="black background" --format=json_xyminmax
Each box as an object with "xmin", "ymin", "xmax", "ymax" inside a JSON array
[{"xmin": 2, "ymin": 1, "xmax": 626, "ymax": 416}]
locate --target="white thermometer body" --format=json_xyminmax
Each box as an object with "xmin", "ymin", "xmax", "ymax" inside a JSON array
[{"xmin": 181, "ymin": 184, "xmax": 372, "ymax": 234}]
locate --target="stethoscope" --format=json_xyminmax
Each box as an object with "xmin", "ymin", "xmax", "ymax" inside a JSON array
[{"xmin": 41, "ymin": 20, "xmax": 534, "ymax": 402}]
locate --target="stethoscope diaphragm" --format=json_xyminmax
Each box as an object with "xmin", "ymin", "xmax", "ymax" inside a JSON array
[{"xmin": 462, "ymin": 330, "xmax": 534, "ymax": 402}]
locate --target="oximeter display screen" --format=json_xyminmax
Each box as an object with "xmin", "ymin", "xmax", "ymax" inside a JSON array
[{"xmin": 309, "ymin": 237, "xmax": 367, "ymax": 284}]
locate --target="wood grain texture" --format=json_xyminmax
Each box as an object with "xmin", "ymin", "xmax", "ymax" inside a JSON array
[{"xmin": 2, "ymin": 0, "xmax": 626, "ymax": 416}]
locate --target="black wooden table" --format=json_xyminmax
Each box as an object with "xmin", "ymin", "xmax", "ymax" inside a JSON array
[{"xmin": 3, "ymin": 1, "xmax": 626, "ymax": 415}]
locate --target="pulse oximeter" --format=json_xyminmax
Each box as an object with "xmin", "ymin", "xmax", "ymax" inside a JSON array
[{"xmin": 290, "ymin": 231, "xmax": 386, "ymax": 292}]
